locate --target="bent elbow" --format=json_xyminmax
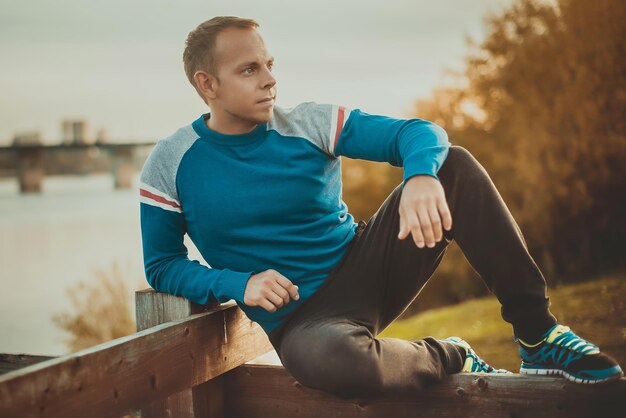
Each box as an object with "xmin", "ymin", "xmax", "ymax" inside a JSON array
[
  {"xmin": 144, "ymin": 259, "xmax": 166, "ymax": 292},
  {"xmin": 429, "ymin": 122, "xmax": 449, "ymax": 146}
]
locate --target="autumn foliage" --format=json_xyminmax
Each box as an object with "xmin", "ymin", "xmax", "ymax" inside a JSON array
[{"xmin": 344, "ymin": 0, "xmax": 625, "ymax": 297}]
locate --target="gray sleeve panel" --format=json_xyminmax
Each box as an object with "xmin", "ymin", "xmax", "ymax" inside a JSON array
[
  {"xmin": 268, "ymin": 101, "xmax": 352, "ymax": 158},
  {"xmin": 139, "ymin": 124, "xmax": 199, "ymax": 206}
]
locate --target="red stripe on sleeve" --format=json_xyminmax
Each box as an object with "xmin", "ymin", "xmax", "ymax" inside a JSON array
[
  {"xmin": 333, "ymin": 106, "xmax": 345, "ymax": 151},
  {"xmin": 140, "ymin": 188, "xmax": 181, "ymax": 209}
]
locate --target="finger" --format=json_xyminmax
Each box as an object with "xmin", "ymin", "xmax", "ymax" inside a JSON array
[
  {"xmin": 266, "ymin": 288, "xmax": 287, "ymax": 309},
  {"xmin": 416, "ymin": 204, "xmax": 436, "ymax": 247},
  {"xmin": 438, "ymin": 196, "xmax": 453, "ymax": 231},
  {"xmin": 427, "ymin": 203, "xmax": 443, "ymax": 242},
  {"xmin": 405, "ymin": 210, "xmax": 425, "ymax": 248},
  {"xmin": 260, "ymin": 299, "xmax": 278, "ymax": 312},
  {"xmin": 270, "ymin": 282, "xmax": 291, "ymax": 306},
  {"xmin": 274, "ymin": 274, "xmax": 300, "ymax": 300},
  {"xmin": 398, "ymin": 208, "xmax": 408, "ymax": 239}
]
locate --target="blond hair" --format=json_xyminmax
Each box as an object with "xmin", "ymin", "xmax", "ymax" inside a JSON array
[{"xmin": 183, "ymin": 16, "xmax": 260, "ymax": 100}]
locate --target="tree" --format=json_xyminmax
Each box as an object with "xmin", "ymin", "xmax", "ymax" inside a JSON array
[{"xmin": 412, "ymin": 0, "xmax": 626, "ymax": 281}]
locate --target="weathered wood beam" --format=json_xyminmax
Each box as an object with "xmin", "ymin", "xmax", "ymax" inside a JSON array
[
  {"xmin": 223, "ymin": 364, "xmax": 626, "ymax": 418},
  {"xmin": 136, "ymin": 289, "xmax": 233, "ymax": 418},
  {"xmin": 0, "ymin": 301, "xmax": 272, "ymax": 418},
  {"xmin": 136, "ymin": 289, "xmax": 210, "ymax": 418},
  {"xmin": 0, "ymin": 354, "xmax": 56, "ymax": 376}
]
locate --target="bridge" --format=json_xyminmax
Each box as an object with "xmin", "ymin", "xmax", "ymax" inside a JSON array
[{"xmin": 0, "ymin": 142, "xmax": 156, "ymax": 193}]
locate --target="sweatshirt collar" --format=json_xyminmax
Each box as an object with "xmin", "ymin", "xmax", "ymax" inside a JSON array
[{"xmin": 192, "ymin": 113, "xmax": 267, "ymax": 146}]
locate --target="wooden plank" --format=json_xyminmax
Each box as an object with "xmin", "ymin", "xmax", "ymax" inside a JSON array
[
  {"xmin": 135, "ymin": 289, "xmax": 225, "ymax": 418},
  {"xmin": 0, "ymin": 302, "xmax": 273, "ymax": 418},
  {"xmin": 136, "ymin": 289, "xmax": 208, "ymax": 418},
  {"xmin": 0, "ymin": 354, "xmax": 55, "ymax": 375},
  {"xmin": 135, "ymin": 288, "xmax": 216, "ymax": 331},
  {"xmin": 223, "ymin": 364, "xmax": 626, "ymax": 418},
  {"xmin": 192, "ymin": 376, "xmax": 225, "ymax": 418}
]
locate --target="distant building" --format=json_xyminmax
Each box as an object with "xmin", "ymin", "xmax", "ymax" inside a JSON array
[
  {"xmin": 96, "ymin": 128, "xmax": 108, "ymax": 144},
  {"xmin": 62, "ymin": 119, "xmax": 93, "ymax": 145},
  {"xmin": 12, "ymin": 132, "xmax": 42, "ymax": 146}
]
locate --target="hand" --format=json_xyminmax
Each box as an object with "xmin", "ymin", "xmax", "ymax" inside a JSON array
[
  {"xmin": 398, "ymin": 175, "xmax": 452, "ymax": 249},
  {"xmin": 243, "ymin": 269, "xmax": 300, "ymax": 312}
]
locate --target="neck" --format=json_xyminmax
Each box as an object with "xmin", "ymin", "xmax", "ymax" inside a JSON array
[{"xmin": 206, "ymin": 112, "xmax": 258, "ymax": 135}]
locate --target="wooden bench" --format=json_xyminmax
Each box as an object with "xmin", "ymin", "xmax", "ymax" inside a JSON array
[{"xmin": 1, "ymin": 288, "xmax": 624, "ymax": 417}]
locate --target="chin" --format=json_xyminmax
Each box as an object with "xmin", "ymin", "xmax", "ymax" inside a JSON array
[{"xmin": 257, "ymin": 108, "xmax": 274, "ymax": 123}]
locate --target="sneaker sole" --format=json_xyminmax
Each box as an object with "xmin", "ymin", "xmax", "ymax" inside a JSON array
[{"xmin": 520, "ymin": 367, "xmax": 624, "ymax": 384}]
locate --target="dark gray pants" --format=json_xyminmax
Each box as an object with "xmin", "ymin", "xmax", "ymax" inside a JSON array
[{"xmin": 267, "ymin": 145, "xmax": 558, "ymax": 399}]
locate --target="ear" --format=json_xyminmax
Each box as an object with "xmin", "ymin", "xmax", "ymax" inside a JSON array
[{"xmin": 194, "ymin": 70, "xmax": 219, "ymax": 100}]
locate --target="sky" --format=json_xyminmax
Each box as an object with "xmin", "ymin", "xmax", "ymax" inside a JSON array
[{"xmin": 0, "ymin": 0, "xmax": 516, "ymax": 145}]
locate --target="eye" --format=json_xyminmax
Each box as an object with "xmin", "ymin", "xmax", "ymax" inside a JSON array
[{"xmin": 243, "ymin": 67, "xmax": 254, "ymax": 74}]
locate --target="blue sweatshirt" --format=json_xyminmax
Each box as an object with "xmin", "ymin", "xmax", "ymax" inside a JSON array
[{"xmin": 139, "ymin": 101, "xmax": 450, "ymax": 335}]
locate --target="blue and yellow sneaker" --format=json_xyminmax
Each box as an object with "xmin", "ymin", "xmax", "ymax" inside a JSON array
[
  {"xmin": 516, "ymin": 324, "xmax": 624, "ymax": 384},
  {"xmin": 441, "ymin": 336, "xmax": 511, "ymax": 374}
]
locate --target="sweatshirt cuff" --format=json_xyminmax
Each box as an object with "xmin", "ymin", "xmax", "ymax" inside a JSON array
[
  {"xmin": 215, "ymin": 269, "xmax": 254, "ymax": 304},
  {"xmin": 401, "ymin": 145, "xmax": 450, "ymax": 188},
  {"xmin": 402, "ymin": 169, "xmax": 440, "ymax": 189}
]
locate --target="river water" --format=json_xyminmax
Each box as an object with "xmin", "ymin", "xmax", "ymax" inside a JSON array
[
  {"xmin": 1, "ymin": 173, "xmax": 173, "ymax": 356},
  {"xmin": 0, "ymin": 172, "xmax": 280, "ymax": 364}
]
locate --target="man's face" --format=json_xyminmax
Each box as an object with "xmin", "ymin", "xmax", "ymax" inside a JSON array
[{"xmin": 209, "ymin": 27, "xmax": 277, "ymax": 127}]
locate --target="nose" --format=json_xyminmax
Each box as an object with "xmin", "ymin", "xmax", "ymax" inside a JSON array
[{"xmin": 261, "ymin": 65, "xmax": 277, "ymax": 90}]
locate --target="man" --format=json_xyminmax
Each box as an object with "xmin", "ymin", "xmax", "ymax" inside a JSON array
[{"xmin": 139, "ymin": 16, "xmax": 623, "ymax": 398}]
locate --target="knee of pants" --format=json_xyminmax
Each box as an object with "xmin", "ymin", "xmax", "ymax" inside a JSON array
[
  {"xmin": 279, "ymin": 323, "xmax": 384, "ymax": 398},
  {"xmin": 442, "ymin": 145, "xmax": 490, "ymax": 182}
]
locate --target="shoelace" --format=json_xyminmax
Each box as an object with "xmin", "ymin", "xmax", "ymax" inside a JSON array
[
  {"xmin": 519, "ymin": 326, "xmax": 600, "ymax": 368},
  {"xmin": 552, "ymin": 326, "xmax": 599, "ymax": 354},
  {"xmin": 468, "ymin": 350, "xmax": 494, "ymax": 372}
]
